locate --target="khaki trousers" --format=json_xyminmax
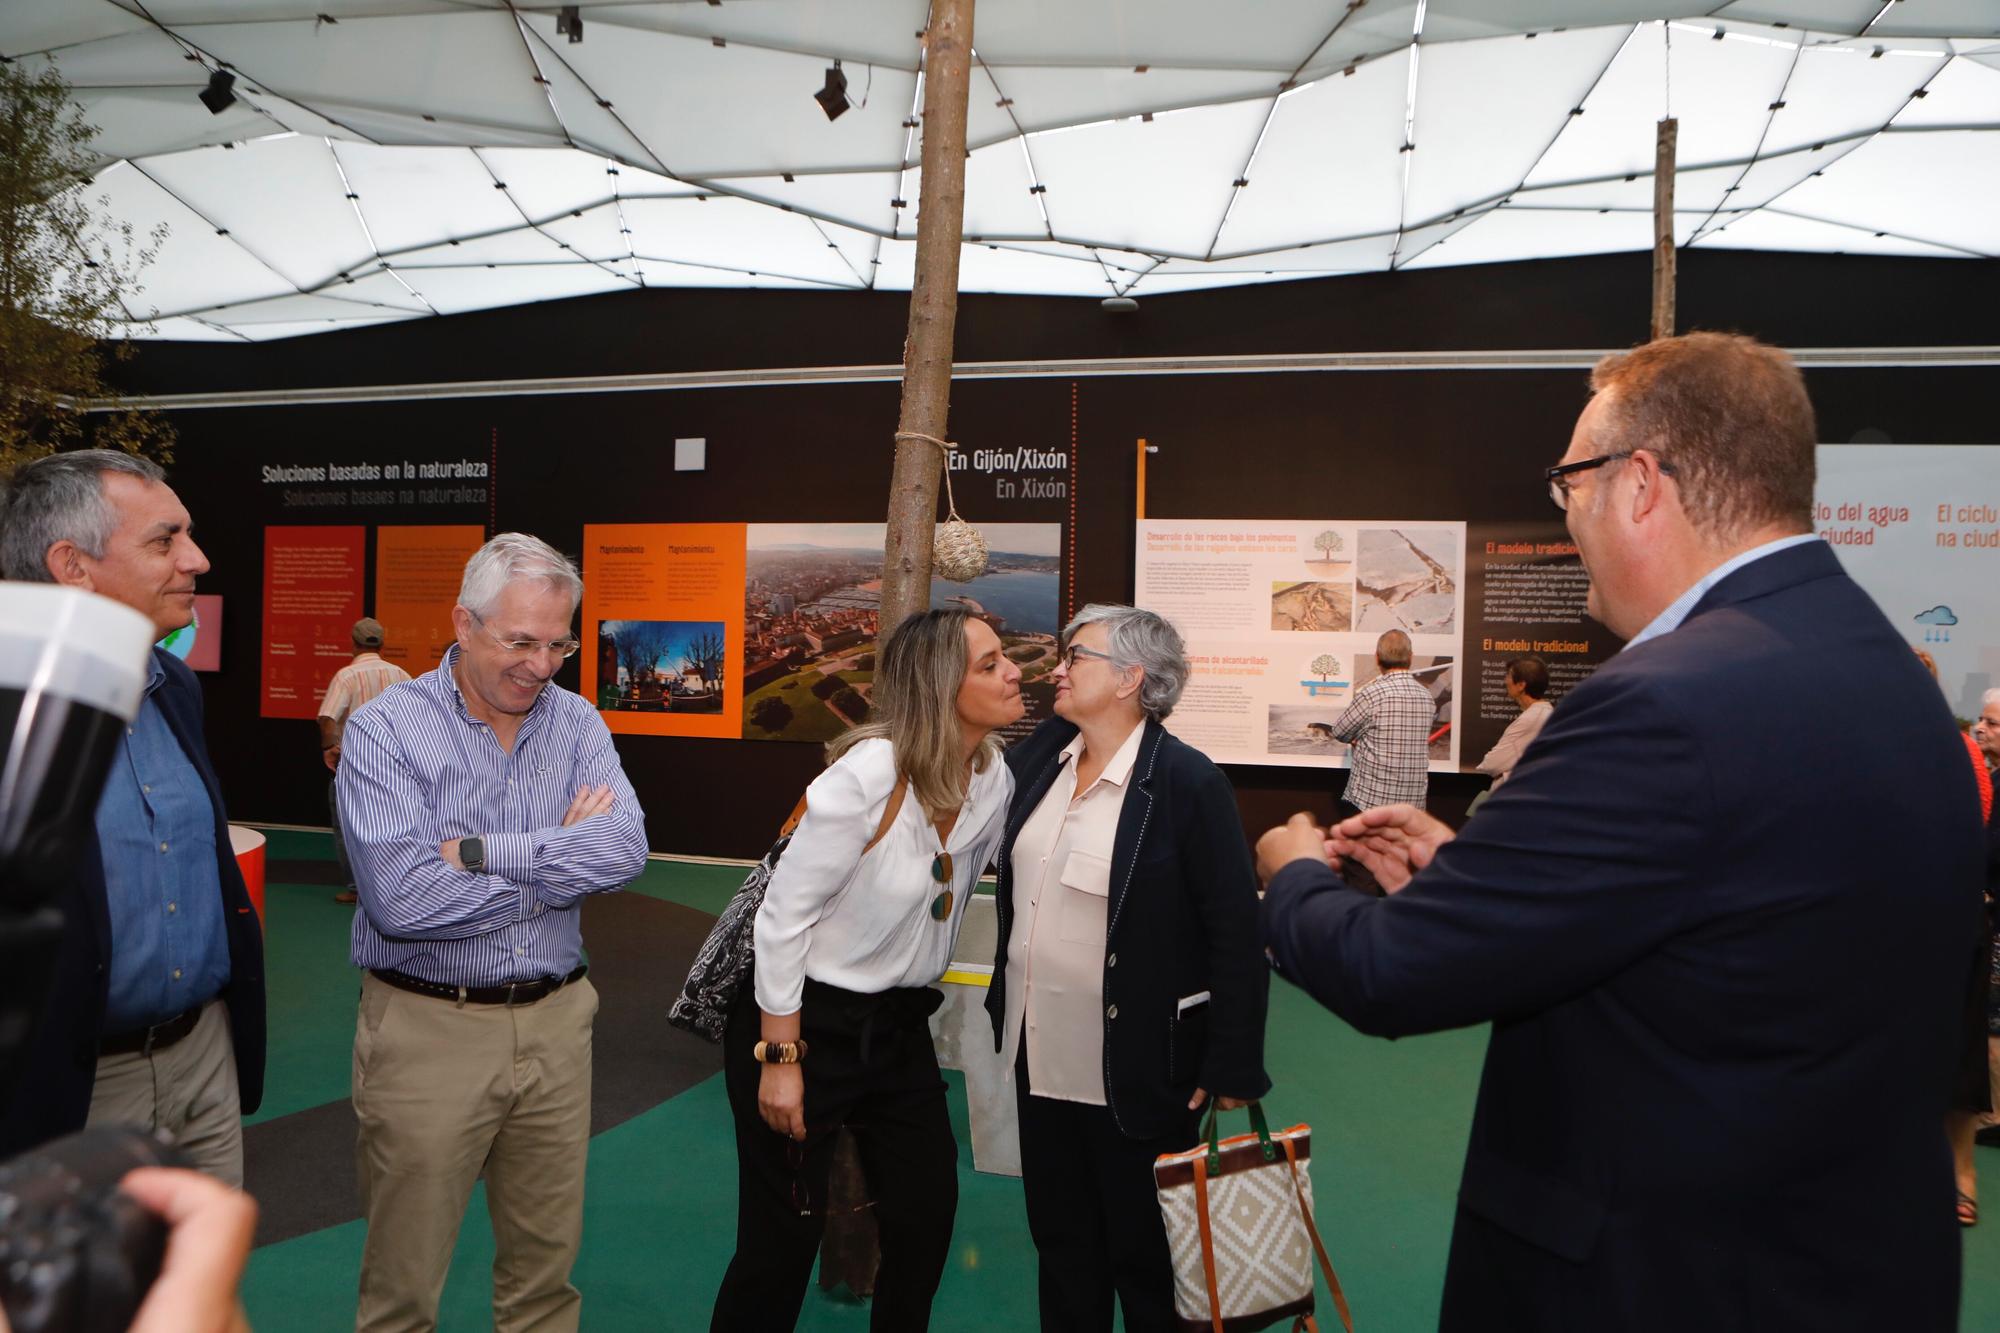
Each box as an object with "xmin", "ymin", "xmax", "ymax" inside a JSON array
[
  {"xmin": 87, "ymin": 997, "xmax": 243, "ymax": 1187},
  {"xmin": 352, "ymin": 972, "xmax": 597, "ymax": 1333}
]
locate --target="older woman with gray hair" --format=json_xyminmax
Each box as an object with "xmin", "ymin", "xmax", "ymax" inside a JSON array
[{"xmin": 983, "ymin": 603, "xmax": 1270, "ymax": 1332}]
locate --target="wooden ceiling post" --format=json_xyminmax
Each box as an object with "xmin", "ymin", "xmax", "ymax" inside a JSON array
[{"xmin": 1651, "ymin": 116, "xmax": 1678, "ymax": 342}]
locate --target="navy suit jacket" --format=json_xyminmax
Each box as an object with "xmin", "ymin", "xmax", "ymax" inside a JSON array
[
  {"xmin": 1264, "ymin": 540, "xmax": 1983, "ymax": 1331},
  {"xmin": 987, "ymin": 717, "xmax": 1270, "ymax": 1140},
  {"xmin": 0, "ymin": 649, "xmax": 266, "ymax": 1156}
]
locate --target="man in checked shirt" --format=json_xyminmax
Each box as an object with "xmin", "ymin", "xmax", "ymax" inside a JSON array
[
  {"xmin": 1331, "ymin": 629, "xmax": 1435, "ymax": 817},
  {"xmin": 337, "ymin": 532, "xmax": 648, "ymax": 1333}
]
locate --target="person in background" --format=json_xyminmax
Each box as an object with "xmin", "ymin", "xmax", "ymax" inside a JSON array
[
  {"xmin": 987, "ymin": 604, "xmax": 1269, "ymax": 1332},
  {"xmin": 1256, "ymin": 333, "xmax": 1982, "ymax": 1330},
  {"xmin": 1973, "ymin": 691, "xmax": 2000, "ymax": 1156},
  {"xmin": 0, "ymin": 450, "xmax": 265, "ymax": 1183},
  {"xmin": 1328, "ymin": 628, "xmax": 1433, "ymax": 820},
  {"xmin": 1473, "ymin": 655, "xmax": 1552, "ymax": 789},
  {"xmin": 712, "ymin": 609, "xmax": 1020, "ymax": 1333},
  {"xmin": 317, "ymin": 617, "xmax": 410, "ymax": 905},
  {"xmin": 338, "ymin": 532, "xmax": 648, "ymax": 1332},
  {"xmin": 1918, "ymin": 658, "xmax": 1994, "ymax": 1225}
]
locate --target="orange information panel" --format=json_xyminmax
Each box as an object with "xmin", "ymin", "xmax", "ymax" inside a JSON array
[
  {"xmin": 376, "ymin": 525, "xmax": 486, "ymax": 673},
  {"xmin": 581, "ymin": 523, "xmax": 746, "ymax": 739},
  {"xmin": 261, "ymin": 525, "xmax": 365, "ymax": 719}
]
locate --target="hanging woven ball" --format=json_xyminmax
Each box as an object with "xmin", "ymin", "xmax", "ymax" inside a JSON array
[{"xmin": 933, "ymin": 517, "xmax": 989, "ymax": 582}]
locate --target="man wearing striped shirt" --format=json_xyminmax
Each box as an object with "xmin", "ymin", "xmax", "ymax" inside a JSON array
[
  {"xmin": 337, "ymin": 533, "xmax": 648, "ymax": 1333},
  {"xmin": 319, "ymin": 617, "xmax": 410, "ymax": 904}
]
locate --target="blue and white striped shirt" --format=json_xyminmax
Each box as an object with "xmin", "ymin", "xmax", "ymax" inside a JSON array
[{"xmin": 337, "ymin": 645, "xmax": 649, "ymax": 986}]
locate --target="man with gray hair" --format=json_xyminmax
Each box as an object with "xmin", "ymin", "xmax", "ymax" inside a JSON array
[
  {"xmin": 0, "ymin": 449, "xmax": 266, "ymax": 1181},
  {"xmin": 1328, "ymin": 628, "xmax": 1434, "ymax": 822},
  {"xmin": 337, "ymin": 531, "xmax": 648, "ymax": 1332}
]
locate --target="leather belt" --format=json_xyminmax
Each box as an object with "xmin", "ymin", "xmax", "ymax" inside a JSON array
[
  {"xmin": 101, "ymin": 1004, "xmax": 204, "ymax": 1057},
  {"xmin": 370, "ymin": 964, "xmax": 587, "ymax": 1007}
]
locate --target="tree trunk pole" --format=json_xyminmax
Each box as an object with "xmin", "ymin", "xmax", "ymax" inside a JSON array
[
  {"xmin": 1651, "ymin": 117, "xmax": 1677, "ymax": 342},
  {"xmin": 878, "ymin": 0, "xmax": 975, "ymax": 650}
]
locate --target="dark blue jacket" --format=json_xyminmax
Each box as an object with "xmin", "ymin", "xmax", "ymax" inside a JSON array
[
  {"xmin": 1263, "ymin": 539, "xmax": 1982, "ymax": 1331},
  {"xmin": 987, "ymin": 717, "xmax": 1270, "ymax": 1140},
  {"xmin": 0, "ymin": 649, "xmax": 265, "ymax": 1155}
]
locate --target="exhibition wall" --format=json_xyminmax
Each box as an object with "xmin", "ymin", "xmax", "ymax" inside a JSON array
[{"xmin": 122, "ymin": 249, "xmax": 2000, "ymax": 858}]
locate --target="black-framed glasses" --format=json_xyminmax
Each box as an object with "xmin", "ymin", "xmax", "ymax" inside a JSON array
[
  {"xmin": 1060, "ymin": 644, "xmax": 1115, "ymax": 671},
  {"xmin": 1544, "ymin": 451, "xmax": 1676, "ymax": 511},
  {"xmin": 929, "ymin": 851, "xmax": 955, "ymax": 921},
  {"xmin": 468, "ymin": 609, "xmax": 582, "ymax": 659}
]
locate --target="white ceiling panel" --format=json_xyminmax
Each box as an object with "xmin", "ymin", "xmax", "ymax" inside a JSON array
[
  {"xmin": 0, "ymin": 2, "xmax": 1991, "ymax": 339},
  {"xmin": 630, "ymin": 258, "xmax": 855, "ymax": 291},
  {"xmin": 1691, "ymin": 207, "xmax": 1979, "ymax": 256},
  {"xmin": 139, "ymin": 136, "xmax": 372, "ymax": 288},
  {"xmin": 1766, "ymin": 127, "xmax": 2000, "ymax": 253},
  {"xmin": 1212, "ymin": 54, "xmax": 1409, "ymax": 255},
  {"xmin": 76, "ymin": 161, "xmax": 297, "ymax": 317},
  {"xmin": 331, "ymin": 143, "xmax": 526, "ymax": 253},
  {"xmin": 228, "ymin": 312, "xmax": 426, "ymax": 340},
  {"xmin": 1031, "ymin": 98, "xmax": 1270, "ymax": 256},
  {"xmin": 1893, "ymin": 53, "xmax": 2000, "ymax": 125},
  {"xmin": 1405, "ymin": 27, "xmax": 1634, "ymax": 227},
  {"xmin": 390, "ymin": 262, "xmax": 636, "ymax": 315},
  {"xmin": 618, "ymin": 195, "xmax": 865, "ymax": 286},
  {"xmin": 183, "ymin": 12, "xmax": 558, "ymax": 140},
  {"xmin": 1398, "ymin": 206, "xmax": 1708, "ymax": 269}
]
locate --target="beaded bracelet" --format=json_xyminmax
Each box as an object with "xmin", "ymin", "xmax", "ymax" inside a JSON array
[{"xmin": 753, "ymin": 1039, "xmax": 809, "ymax": 1065}]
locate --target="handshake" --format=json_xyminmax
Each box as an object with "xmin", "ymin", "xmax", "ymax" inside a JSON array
[{"xmin": 1254, "ymin": 804, "xmax": 1457, "ymax": 894}]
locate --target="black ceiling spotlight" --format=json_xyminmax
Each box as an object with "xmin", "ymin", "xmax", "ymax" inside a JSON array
[
  {"xmin": 198, "ymin": 68, "xmax": 237, "ymax": 115},
  {"xmin": 556, "ymin": 5, "xmax": 583, "ymax": 43},
  {"xmin": 815, "ymin": 60, "xmax": 850, "ymax": 121}
]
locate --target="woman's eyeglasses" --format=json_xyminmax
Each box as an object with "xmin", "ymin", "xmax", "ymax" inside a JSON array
[
  {"xmin": 1060, "ymin": 644, "xmax": 1115, "ymax": 671},
  {"xmin": 930, "ymin": 851, "xmax": 955, "ymax": 921}
]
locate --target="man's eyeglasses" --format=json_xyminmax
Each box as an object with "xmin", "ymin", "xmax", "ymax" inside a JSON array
[
  {"xmin": 1544, "ymin": 451, "xmax": 1677, "ymax": 511},
  {"xmin": 1060, "ymin": 644, "xmax": 1116, "ymax": 671},
  {"xmin": 468, "ymin": 609, "xmax": 581, "ymax": 659}
]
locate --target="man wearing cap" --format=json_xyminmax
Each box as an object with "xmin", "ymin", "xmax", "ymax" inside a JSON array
[{"xmin": 319, "ymin": 618, "xmax": 411, "ymax": 905}]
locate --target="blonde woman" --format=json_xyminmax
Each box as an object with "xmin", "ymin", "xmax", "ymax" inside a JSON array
[{"xmin": 712, "ymin": 608, "xmax": 1023, "ymax": 1332}]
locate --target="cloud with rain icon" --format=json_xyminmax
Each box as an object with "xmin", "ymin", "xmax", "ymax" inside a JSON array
[{"xmin": 1914, "ymin": 605, "xmax": 1958, "ymax": 642}]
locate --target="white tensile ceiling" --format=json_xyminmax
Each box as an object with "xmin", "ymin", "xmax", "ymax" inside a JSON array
[{"xmin": 7, "ymin": 2, "xmax": 1999, "ymax": 342}]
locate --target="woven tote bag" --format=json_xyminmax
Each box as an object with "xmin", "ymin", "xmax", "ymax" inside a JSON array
[{"xmin": 1153, "ymin": 1103, "xmax": 1353, "ymax": 1333}]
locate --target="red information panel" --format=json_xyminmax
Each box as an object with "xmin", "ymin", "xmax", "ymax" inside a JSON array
[{"xmin": 262, "ymin": 526, "xmax": 365, "ymax": 719}]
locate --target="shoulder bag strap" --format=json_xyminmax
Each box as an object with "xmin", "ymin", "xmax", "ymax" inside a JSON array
[
  {"xmin": 1282, "ymin": 1137, "xmax": 1354, "ymax": 1333},
  {"xmin": 777, "ymin": 792, "xmax": 811, "ymax": 839},
  {"xmin": 862, "ymin": 775, "xmax": 910, "ymax": 855},
  {"xmin": 1193, "ymin": 1154, "xmax": 1226, "ymax": 1333}
]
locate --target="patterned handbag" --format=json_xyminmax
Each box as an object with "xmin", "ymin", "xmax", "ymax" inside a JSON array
[
  {"xmin": 668, "ymin": 778, "xmax": 908, "ymax": 1042},
  {"xmin": 665, "ymin": 793, "xmax": 808, "ymax": 1042},
  {"xmin": 1154, "ymin": 1103, "xmax": 1353, "ymax": 1333}
]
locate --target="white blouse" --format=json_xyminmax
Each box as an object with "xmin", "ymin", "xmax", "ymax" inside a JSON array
[{"xmin": 752, "ymin": 737, "xmax": 1014, "ymax": 1016}]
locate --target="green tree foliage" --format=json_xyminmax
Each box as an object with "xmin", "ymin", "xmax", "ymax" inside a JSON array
[
  {"xmin": 0, "ymin": 62, "xmax": 173, "ymax": 477},
  {"xmin": 1312, "ymin": 531, "xmax": 1343, "ymax": 561},
  {"xmin": 750, "ymin": 696, "xmax": 794, "ymax": 733},
  {"xmin": 810, "ymin": 673, "xmax": 844, "ymax": 700},
  {"xmin": 1309, "ymin": 653, "xmax": 1341, "ymax": 681},
  {"xmin": 832, "ymin": 687, "xmax": 869, "ymax": 723}
]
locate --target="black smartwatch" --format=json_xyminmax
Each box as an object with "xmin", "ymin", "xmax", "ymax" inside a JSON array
[{"xmin": 459, "ymin": 836, "xmax": 486, "ymax": 874}]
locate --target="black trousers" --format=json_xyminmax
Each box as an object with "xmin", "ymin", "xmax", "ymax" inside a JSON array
[
  {"xmin": 711, "ymin": 974, "xmax": 958, "ymax": 1333},
  {"xmin": 1014, "ymin": 1052, "xmax": 1201, "ymax": 1333}
]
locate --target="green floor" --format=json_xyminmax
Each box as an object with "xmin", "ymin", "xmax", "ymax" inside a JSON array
[{"xmin": 245, "ymin": 831, "xmax": 2000, "ymax": 1330}]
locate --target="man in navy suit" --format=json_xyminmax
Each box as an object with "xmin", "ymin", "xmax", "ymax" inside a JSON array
[
  {"xmin": 0, "ymin": 451, "xmax": 265, "ymax": 1183},
  {"xmin": 1257, "ymin": 333, "xmax": 1983, "ymax": 1330}
]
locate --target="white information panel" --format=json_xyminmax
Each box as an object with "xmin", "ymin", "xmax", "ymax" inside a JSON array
[
  {"xmin": 1817, "ymin": 444, "xmax": 2000, "ymax": 724},
  {"xmin": 1135, "ymin": 519, "xmax": 1466, "ymax": 770}
]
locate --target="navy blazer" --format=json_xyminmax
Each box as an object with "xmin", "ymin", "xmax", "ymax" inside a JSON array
[
  {"xmin": 1264, "ymin": 540, "xmax": 1983, "ymax": 1331},
  {"xmin": 0, "ymin": 649, "xmax": 266, "ymax": 1155},
  {"xmin": 986, "ymin": 717, "xmax": 1270, "ymax": 1141}
]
